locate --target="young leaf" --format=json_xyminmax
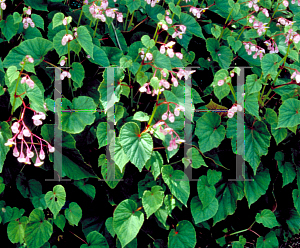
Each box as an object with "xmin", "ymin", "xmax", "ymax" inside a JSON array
[
  {"xmin": 190, "ymin": 196, "xmax": 218, "ymax": 224},
  {"xmin": 65, "ymin": 202, "xmax": 82, "ymax": 226},
  {"xmin": 44, "ymin": 185, "xmax": 66, "ymax": 219},
  {"xmin": 255, "ymin": 209, "xmax": 280, "ymax": 228},
  {"xmin": 168, "ymin": 220, "xmax": 196, "ymax": 248}
]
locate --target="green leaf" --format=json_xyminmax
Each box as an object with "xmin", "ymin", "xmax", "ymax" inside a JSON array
[
  {"xmin": 119, "ymin": 122, "xmax": 153, "ymax": 172},
  {"xmin": 80, "ymin": 231, "xmax": 109, "ymax": 248},
  {"xmin": 212, "ymin": 69, "xmax": 230, "ymax": 101},
  {"xmin": 293, "ymin": 189, "xmax": 300, "ymax": 216},
  {"xmin": 277, "ymin": 98, "xmax": 300, "ymax": 128},
  {"xmin": 25, "ymin": 78, "xmax": 45, "ymax": 113},
  {"xmin": 255, "ymin": 209, "xmax": 280, "ymax": 228},
  {"xmin": 144, "ymin": 151, "xmax": 163, "ymax": 180},
  {"xmin": 133, "ymin": 111, "xmax": 149, "ymax": 122},
  {"xmin": 142, "ymin": 185, "xmax": 164, "ymax": 219},
  {"xmin": 108, "ymin": 26, "xmax": 128, "ymax": 53},
  {"xmin": 70, "ymin": 62, "xmax": 85, "ymax": 90},
  {"xmin": 53, "ymin": 214, "xmax": 66, "ymax": 231},
  {"xmin": 0, "ymin": 15, "xmax": 19, "ymax": 41},
  {"xmin": 256, "ymin": 231, "xmax": 278, "ymax": 248},
  {"xmin": 278, "ymin": 162, "xmax": 296, "ymax": 187},
  {"xmin": 168, "ymin": 220, "xmax": 196, "ymax": 248},
  {"xmin": 126, "ymin": 0, "xmax": 141, "ymax": 13},
  {"xmin": 77, "ymin": 26, "xmax": 94, "ymax": 59},
  {"xmin": 244, "ymin": 166, "xmax": 271, "ymax": 208},
  {"xmin": 141, "ymin": 35, "xmax": 155, "ymax": 48},
  {"xmin": 24, "ymin": 0, "xmax": 48, "ymax": 11},
  {"xmin": 211, "ymin": 24, "xmax": 221, "ymax": 39},
  {"xmin": 186, "ymin": 147, "xmax": 207, "ymax": 169},
  {"xmin": 245, "ymin": 92, "xmax": 260, "ymax": 120},
  {"xmin": 244, "ymin": 114, "xmax": 271, "ymax": 175},
  {"xmin": 113, "ymin": 199, "xmax": 144, "ymax": 248},
  {"xmin": 65, "ymin": 202, "xmax": 82, "ymax": 226},
  {"xmin": 111, "ymin": 137, "xmax": 129, "ymax": 173},
  {"xmin": 207, "ymin": 169, "xmax": 222, "ymax": 185},
  {"xmin": 52, "ymin": 12, "xmax": 65, "ymax": 29},
  {"xmin": 245, "ymin": 74, "xmax": 263, "ymax": 94},
  {"xmin": 105, "ymin": 217, "xmax": 115, "ymax": 237},
  {"xmin": 53, "ymin": 30, "xmax": 75, "ymax": 57},
  {"xmin": 3, "ymin": 37, "xmax": 53, "ymax": 70},
  {"xmin": 7, "ymin": 216, "xmax": 28, "ymax": 244},
  {"xmin": 195, "ymin": 112, "xmax": 226, "ymax": 153},
  {"xmin": 213, "ymin": 180, "xmax": 244, "ymax": 225},
  {"xmin": 74, "ymin": 180, "xmax": 96, "ymax": 200},
  {"xmin": 24, "ymin": 209, "xmax": 53, "ymax": 248},
  {"xmin": 287, "ymin": 209, "xmax": 300, "ymax": 234},
  {"xmin": 197, "ymin": 175, "xmax": 216, "ymax": 208},
  {"xmin": 96, "ymin": 122, "xmax": 108, "ymax": 149},
  {"xmin": 0, "ymin": 122, "xmax": 11, "ymax": 173},
  {"xmin": 227, "ymin": 36, "xmax": 242, "ymax": 53},
  {"xmin": 57, "ymin": 96, "xmax": 96, "ymax": 134},
  {"xmin": 152, "ymin": 50, "xmax": 172, "ymax": 71},
  {"xmin": 191, "ymin": 196, "xmax": 218, "ymax": 224},
  {"xmin": 261, "ymin": 54, "xmax": 281, "ymax": 79},
  {"xmin": 44, "ymin": 185, "xmax": 66, "ymax": 219},
  {"xmin": 101, "ymin": 160, "xmax": 124, "ymax": 189},
  {"xmin": 180, "ymin": 13, "xmax": 205, "ymax": 40},
  {"xmin": 88, "ymin": 45, "xmax": 110, "ymax": 67},
  {"xmin": 6, "ymin": 66, "xmax": 19, "ymax": 84},
  {"xmin": 31, "ymin": 14, "xmax": 44, "ymax": 30},
  {"xmin": 162, "ymin": 165, "xmax": 190, "ymax": 206}
]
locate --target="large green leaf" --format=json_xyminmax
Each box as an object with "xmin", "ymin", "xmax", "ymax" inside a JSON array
[
  {"xmin": 261, "ymin": 54, "xmax": 281, "ymax": 79},
  {"xmin": 113, "ymin": 199, "xmax": 144, "ymax": 248},
  {"xmin": 277, "ymin": 98, "xmax": 300, "ymax": 128},
  {"xmin": 76, "ymin": 26, "xmax": 94, "ymax": 59},
  {"xmin": 190, "ymin": 196, "xmax": 218, "ymax": 224},
  {"xmin": 80, "ymin": 231, "xmax": 109, "ymax": 248},
  {"xmin": 256, "ymin": 231, "xmax": 278, "ymax": 248},
  {"xmin": 179, "ymin": 13, "xmax": 205, "ymax": 40},
  {"xmin": 24, "ymin": 0, "xmax": 48, "ymax": 11},
  {"xmin": 278, "ymin": 162, "xmax": 296, "ymax": 187},
  {"xmin": 44, "ymin": 185, "xmax": 66, "ymax": 219},
  {"xmin": 110, "ymin": 137, "xmax": 129, "ymax": 173},
  {"xmin": 244, "ymin": 114, "xmax": 271, "ymax": 175},
  {"xmin": 7, "ymin": 216, "xmax": 28, "ymax": 244},
  {"xmin": 195, "ymin": 112, "xmax": 226, "ymax": 153},
  {"xmin": 24, "ymin": 209, "xmax": 53, "ymax": 248},
  {"xmin": 293, "ymin": 189, "xmax": 300, "ymax": 216},
  {"xmin": 0, "ymin": 15, "xmax": 19, "ymax": 41},
  {"xmin": 244, "ymin": 166, "xmax": 271, "ymax": 208},
  {"xmin": 162, "ymin": 165, "xmax": 190, "ymax": 206},
  {"xmin": 126, "ymin": 0, "xmax": 141, "ymax": 13},
  {"xmin": 168, "ymin": 220, "xmax": 196, "ymax": 248},
  {"xmin": 119, "ymin": 122, "xmax": 153, "ymax": 172},
  {"xmin": 74, "ymin": 180, "xmax": 96, "ymax": 200},
  {"xmin": 3, "ymin": 38, "xmax": 53, "ymax": 69},
  {"xmin": 0, "ymin": 122, "xmax": 11, "ymax": 173},
  {"xmin": 197, "ymin": 175, "xmax": 216, "ymax": 208},
  {"xmin": 152, "ymin": 50, "xmax": 172, "ymax": 71},
  {"xmin": 255, "ymin": 209, "xmax": 280, "ymax": 228},
  {"xmin": 65, "ymin": 202, "xmax": 82, "ymax": 226},
  {"xmin": 213, "ymin": 180, "xmax": 244, "ymax": 225},
  {"xmin": 142, "ymin": 185, "xmax": 164, "ymax": 219},
  {"xmin": 57, "ymin": 96, "xmax": 96, "ymax": 134},
  {"xmin": 88, "ymin": 45, "xmax": 110, "ymax": 67},
  {"xmin": 101, "ymin": 158, "xmax": 124, "ymax": 189}
]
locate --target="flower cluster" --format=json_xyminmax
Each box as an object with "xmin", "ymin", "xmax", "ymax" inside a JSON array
[
  {"xmin": 61, "ymin": 34, "xmax": 73, "ymax": 46},
  {"xmin": 5, "ymin": 111, "xmax": 54, "ymax": 167},
  {"xmin": 243, "ymin": 42, "xmax": 265, "ymax": 60},
  {"xmin": 264, "ymin": 39, "xmax": 279, "ymax": 54},
  {"xmin": 172, "ymin": 25, "xmax": 186, "ymax": 39},
  {"xmin": 290, "ymin": 0, "xmax": 300, "ymax": 6},
  {"xmin": 247, "ymin": 0, "xmax": 259, "ymax": 11},
  {"xmin": 140, "ymin": 49, "xmax": 153, "ymax": 61},
  {"xmin": 227, "ymin": 103, "xmax": 243, "ymax": 118},
  {"xmin": 59, "ymin": 56, "xmax": 68, "ymax": 66},
  {"xmin": 249, "ymin": 16, "xmax": 269, "ymax": 36},
  {"xmin": 144, "ymin": 0, "xmax": 160, "ymax": 8},
  {"xmin": 89, "ymin": 2, "xmax": 123, "ymax": 23},
  {"xmin": 161, "ymin": 103, "xmax": 185, "ymax": 123},
  {"xmin": 0, "ymin": 0, "xmax": 6, "ymax": 10},
  {"xmin": 21, "ymin": 75, "xmax": 34, "ymax": 89},
  {"xmin": 152, "ymin": 121, "xmax": 185, "ymax": 151},
  {"xmin": 60, "ymin": 70, "xmax": 71, "ymax": 80},
  {"xmin": 22, "ymin": 6, "xmax": 35, "ymax": 29},
  {"xmin": 177, "ymin": 68, "xmax": 196, "ymax": 80},
  {"xmin": 159, "ymin": 41, "xmax": 183, "ymax": 59},
  {"xmin": 285, "ymin": 29, "xmax": 300, "ymax": 45},
  {"xmin": 189, "ymin": 6, "xmax": 207, "ymax": 18},
  {"xmin": 277, "ymin": 17, "xmax": 295, "ymax": 27}
]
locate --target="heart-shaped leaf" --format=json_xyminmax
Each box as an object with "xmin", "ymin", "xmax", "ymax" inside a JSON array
[
  {"xmin": 168, "ymin": 220, "xmax": 196, "ymax": 248},
  {"xmin": 44, "ymin": 185, "xmax": 66, "ymax": 219},
  {"xmin": 190, "ymin": 196, "xmax": 218, "ymax": 224}
]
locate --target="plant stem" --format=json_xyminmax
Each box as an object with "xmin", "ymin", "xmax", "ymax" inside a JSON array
[
  {"xmin": 11, "ymin": 62, "xmax": 26, "ymax": 116},
  {"xmin": 77, "ymin": 7, "xmax": 83, "ymax": 27},
  {"xmin": 147, "ymin": 92, "xmax": 161, "ymax": 126},
  {"xmin": 137, "ymin": 92, "xmax": 141, "ymax": 109},
  {"xmin": 228, "ymin": 82, "xmax": 236, "ymax": 102},
  {"xmin": 129, "ymin": 70, "xmax": 133, "ymax": 108},
  {"xmin": 124, "ymin": 9, "xmax": 129, "ymax": 31},
  {"xmin": 66, "ymin": 26, "xmax": 73, "ymax": 98},
  {"xmin": 89, "ymin": 20, "xmax": 93, "ymax": 27},
  {"xmin": 127, "ymin": 10, "xmax": 135, "ymax": 31},
  {"xmin": 93, "ymin": 19, "xmax": 99, "ymax": 38},
  {"xmin": 164, "ymin": 0, "xmax": 181, "ymax": 44}
]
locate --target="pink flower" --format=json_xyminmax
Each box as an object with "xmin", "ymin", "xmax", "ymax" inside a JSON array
[
  {"xmin": 1, "ymin": 2, "xmax": 6, "ymax": 10},
  {"xmin": 283, "ymin": 0, "xmax": 289, "ymax": 7},
  {"xmin": 34, "ymin": 156, "xmax": 44, "ymax": 167},
  {"xmin": 165, "ymin": 16, "xmax": 172, "ymax": 24},
  {"xmin": 83, "ymin": 0, "xmax": 89, "ymax": 4},
  {"xmin": 175, "ymin": 52, "xmax": 183, "ymax": 59},
  {"xmin": 174, "ymin": 105, "xmax": 184, "ymax": 116},
  {"xmin": 167, "ymin": 138, "xmax": 178, "ymax": 151},
  {"xmin": 48, "ymin": 145, "xmax": 55, "ymax": 153},
  {"xmin": 13, "ymin": 146, "xmax": 19, "ymax": 158},
  {"xmin": 162, "ymin": 112, "xmax": 168, "ymax": 120},
  {"xmin": 23, "ymin": 128, "xmax": 31, "ymax": 137},
  {"xmin": 168, "ymin": 113, "xmax": 175, "ymax": 123},
  {"xmin": 27, "ymin": 149, "xmax": 34, "ymax": 158},
  {"xmin": 117, "ymin": 12, "xmax": 123, "ymax": 22},
  {"xmin": 24, "ymin": 156, "xmax": 31, "ymax": 164},
  {"xmin": 171, "ymin": 77, "xmax": 178, "ymax": 87},
  {"xmin": 63, "ymin": 17, "xmax": 68, "ymax": 26},
  {"xmin": 18, "ymin": 152, "xmax": 26, "ymax": 163},
  {"xmin": 159, "ymin": 79, "xmax": 170, "ymax": 89},
  {"xmin": 262, "ymin": 8, "xmax": 269, "ymax": 17},
  {"xmin": 237, "ymin": 104, "xmax": 243, "ymax": 112},
  {"xmin": 39, "ymin": 148, "xmax": 45, "ymax": 160},
  {"xmin": 162, "ymin": 24, "xmax": 168, "ymax": 30},
  {"xmin": 160, "ymin": 45, "xmax": 166, "ymax": 54},
  {"xmin": 33, "ymin": 119, "xmax": 43, "ymax": 126},
  {"xmin": 23, "ymin": 22, "xmax": 29, "ymax": 29},
  {"xmin": 60, "ymin": 60, "xmax": 66, "ymax": 66},
  {"xmin": 11, "ymin": 122, "xmax": 20, "ymax": 134},
  {"xmin": 218, "ymin": 80, "xmax": 224, "ymax": 86},
  {"xmin": 227, "ymin": 110, "xmax": 235, "ymax": 118},
  {"xmin": 167, "ymin": 48, "xmax": 174, "ymax": 58},
  {"xmin": 175, "ymin": 139, "xmax": 185, "ymax": 144},
  {"xmin": 145, "ymin": 53, "xmax": 153, "ymax": 61},
  {"xmin": 26, "ymin": 78, "xmax": 34, "ymax": 89}
]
